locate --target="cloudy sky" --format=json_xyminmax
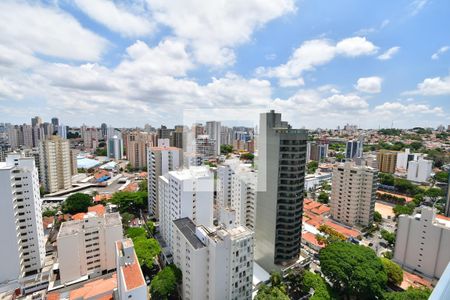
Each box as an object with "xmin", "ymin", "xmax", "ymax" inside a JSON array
[{"xmin": 0, "ymin": 0, "xmax": 449, "ymax": 129}]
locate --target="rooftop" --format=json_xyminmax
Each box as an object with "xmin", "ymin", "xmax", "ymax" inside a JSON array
[
  {"xmin": 116, "ymin": 240, "xmax": 145, "ymax": 291},
  {"xmin": 47, "ymin": 274, "xmax": 116, "ymax": 300},
  {"xmin": 173, "ymin": 217, "xmax": 206, "ymax": 249}
]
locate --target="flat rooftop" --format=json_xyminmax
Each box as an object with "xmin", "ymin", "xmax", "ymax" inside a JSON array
[{"xmin": 173, "ymin": 217, "xmax": 206, "ymax": 249}]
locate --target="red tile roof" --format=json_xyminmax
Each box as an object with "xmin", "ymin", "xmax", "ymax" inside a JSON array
[
  {"xmin": 302, "ymin": 231, "xmax": 324, "ymax": 248},
  {"xmin": 71, "ymin": 213, "xmax": 86, "ymax": 220},
  {"xmin": 88, "ymin": 204, "xmax": 106, "ymax": 217},
  {"xmin": 94, "ymin": 194, "xmax": 113, "ymax": 202},
  {"xmin": 324, "ymin": 220, "xmax": 360, "ymax": 238},
  {"xmin": 122, "ymin": 253, "xmax": 145, "ymax": 291},
  {"xmin": 124, "ymin": 182, "xmax": 138, "ymax": 192},
  {"xmin": 401, "ymin": 270, "xmax": 433, "ymax": 290}
]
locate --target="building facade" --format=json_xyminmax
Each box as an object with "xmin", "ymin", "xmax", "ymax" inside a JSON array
[
  {"xmin": 107, "ymin": 135, "xmax": 124, "ymax": 160},
  {"xmin": 255, "ymin": 110, "xmax": 307, "ymax": 272},
  {"xmin": 345, "ymin": 137, "xmax": 363, "ymax": 159},
  {"xmin": 206, "ymin": 121, "xmax": 221, "ymax": 157},
  {"xmin": 0, "ymin": 154, "xmax": 45, "ymax": 283},
  {"xmin": 377, "ymin": 150, "xmax": 398, "ymax": 174},
  {"xmin": 407, "ymin": 159, "xmax": 433, "ymax": 183},
  {"xmin": 330, "ymin": 162, "xmax": 378, "ymax": 227},
  {"xmin": 125, "ymin": 131, "xmax": 154, "ymax": 169}
]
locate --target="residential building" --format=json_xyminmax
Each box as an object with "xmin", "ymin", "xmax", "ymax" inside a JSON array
[
  {"xmin": 57, "ymin": 212, "xmax": 123, "ymax": 284},
  {"xmin": 206, "ymin": 121, "xmax": 221, "ymax": 156},
  {"xmin": 81, "ymin": 126, "xmax": 99, "ymax": 150},
  {"xmin": 173, "ymin": 218, "xmax": 254, "ymax": 300},
  {"xmin": 170, "ymin": 125, "xmax": 184, "ymax": 149},
  {"xmin": 255, "ymin": 110, "xmax": 307, "ymax": 272},
  {"xmin": 39, "ymin": 135, "xmax": 72, "ymax": 193},
  {"xmin": 377, "ymin": 150, "xmax": 398, "ymax": 173},
  {"xmin": 51, "ymin": 117, "xmax": 59, "ymax": 127},
  {"xmin": 430, "ymin": 263, "xmax": 450, "ymax": 300},
  {"xmin": 394, "ymin": 206, "xmax": 450, "ymax": 279},
  {"xmin": 396, "ymin": 148, "xmax": 417, "ymax": 171},
  {"xmin": 0, "ymin": 154, "xmax": 45, "ymax": 283},
  {"xmin": 57, "ymin": 125, "xmax": 67, "ymax": 139},
  {"xmin": 31, "ymin": 116, "xmax": 42, "ymax": 127},
  {"xmin": 195, "ymin": 135, "xmax": 216, "ymax": 159},
  {"xmin": 345, "ymin": 137, "xmax": 363, "ymax": 159},
  {"xmin": 147, "ymin": 146, "xmax": 182, "ymax": 217},
  {"xmin": 125, "ymin": 131, "xmax": 154, "ymax": 169},
  {"xmin": 308, "ymin": 141, "xmax": 328, "ymax": 162},
  {"xmin": 407, "ymin": 159, "xmax": 433, "ymax": 183},
  {"xmin": 115, "ymin": 239, "xmax": 148, "ymax": 299},
  {"xmin": 157, "ymin": 125, "xmax": 173, "ymax": 140},
  {"xmin": 330, "ymin": 162, "xmax": 377, "ymax": 227},
  {"xmin": 100, "ymin": 123, "xmax": 107, "ymax": 139},
  {"xmin": 158, "ymin": 166, "xmax": 214, "ymax": 253},
  {"xmin": 107, "ymin": 135, "xmax": 124, "ymax": 160},
  {"xmin": 217, "ymin": 159, "xmax": 257, "ymax": 230},
  {"xmin": 70, "ymin": 149, "xmax": 79, "ymax": 176}
]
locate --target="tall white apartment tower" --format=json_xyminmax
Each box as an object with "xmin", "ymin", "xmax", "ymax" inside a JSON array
[
  {"xmin": 39, "ymin": 135, "xmax": 72, "ymax": 193},
  {"xmin": 206, "ymin": 121, "xmax": 221, "ymax": 156},
  {"xmin": 330, "ymin": 162, "xmax": 378, "ymax": 227},
  {"xmin": 173, "ymin": 218, "xmax": 254, "ymax": 300},
  {"xmin": 147, "ymin": 146, "xmax": 182, "ymax": 217},
  {"xmin": 0, "ymin": 154, "xmax": 45, "ymax": 283},
  {"xmin": 158, "ymin": 166, "xmax": 214, "ymax": 253}
]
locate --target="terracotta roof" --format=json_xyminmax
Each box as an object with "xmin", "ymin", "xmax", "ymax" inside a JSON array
[
  {"xmin": 303, "ymin": 212, "xmax": 324, "ymax": 228},
  {"xmin": 71, "ymin": 213, "xmax": 86, "ymax": 220},
  {"xmin": 401, "ymin": 270, "xmax": 433, "ymax": 290},
  {"xmin": 437, "ymin": 214, "xmax": 450, "ymax": 221},
  {"xmin": 69, "ymin": 274, "xmax": 117, "ymax": 300},
  {"xmin": 311, "ymin": 205, "xmax": 330, "ymax": 215},
  {"xmin": 88, "ymin": 204, "xmax": 106, "ymax": 217},
  {"xmin": 302, "ymin": 231, "xmax": 324, "ymax": 248},
  {"xmin": 124, "ymin": 182, "xmax": 138, "ymax": 192},
  {"xmin": 94, "ymin": 169, "xmax": 110, "ymax": 179},
  {"xmin": 324, "ymin": 220, "xmax": 360, "ymax": 238},
  {"xmin": 47, "ymin": 293, "xmax": 60, "ymax": 300},
  {"xmin": 304, "ymin": 199, "xmax": 330, "ymax": 216},
  {"xmin": 94, "ymin": 194, "xmax": 113, "ymax": 202}
]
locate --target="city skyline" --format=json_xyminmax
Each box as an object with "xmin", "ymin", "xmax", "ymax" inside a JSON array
[{"xmin": 0, "ymin": 0, "xmax": 449, "ymax": 128}]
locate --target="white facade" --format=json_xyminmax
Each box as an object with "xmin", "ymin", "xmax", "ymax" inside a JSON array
[
  {"xmin": 396, "ymin": 148, "xmax": 415, "ymax": 171},
  {"xmin": 0, "ymin": 154, "xmax": 45, "ymax": 283},
  {"xmin": 115, "ymin": 239, "xmax": 148, "ymax": 299},
  {"xmin": 39, "ymin": 136, "xmax": 71, "ymax": 193},
  {"xmin": 147, "ymin": 146, "xmax": 182, "ymax": 217},
  {"xmin": 217, "ymin": 160, "xmax": 257, "ymax": 230},
  {"xmin": 57, "ymin": 212, "xmax": 123, "ymax": 284},
  {"xmin": 407, "ymin": 158, "xmax": 433, "ymax": 183},
  {"xmin": 107, "ymin": 135, "xmax": 123, "ymax": 160},
  {"xmin": 394, "ymin": 207, "xmax": 450, "ymax": 279},
  {"xmin": 304, "ymin": 172, "xmax": 332, "ymax": 191},
  {"xmin": 330, "ymin": 162, "xmax": 377, "ymax": 227},
  {"xmin": 158, "ymin": 166, "xmax": 214, "ymax": 253},
  {"xmin": 206, "ymin": 121, "xmax": 221, "ymax": 157},
  {"xmin": 173, "ymin": 218, "xmax": 254, "ymax": 300}
]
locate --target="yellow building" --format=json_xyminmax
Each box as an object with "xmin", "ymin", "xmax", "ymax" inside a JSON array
[{"xmin": 377, "ymin": 150, "xmax": 398, "ymax": 173}]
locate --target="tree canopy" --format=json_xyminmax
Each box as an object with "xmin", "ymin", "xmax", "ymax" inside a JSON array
[
  {"xmin": 150, "ymin": 265, "xmax": 181, "ymax": 299},
  {"xmin": 384, "ymin": 287, "xmax": 431, "ymax": 300},
  {"xmin": 381, "ymin": 258, "xmax": 403, "ymax": 286},
  {"xmin": 317, "ymin": 192, "xmax": 329, "ymax": 204},
  {"xmin": 381, "ymin": 229, "xmax": 396, "ymax": 247},
  {"xmin": 255, "ymin": 285, "xmax": 289, "ymax": 300},
  {"xmin": 62, "ymin": 193, "xmax": 92, "ymax": 214},
  {"xmin": 435, "ymin": 171, "xmax": 449, "ymax": 183},
  {"xmin": 111, "ymin": 191, "xmax": 148, "ymax": 214},
  {"xmin": 133, "ymin": 237, "xmax": 160, "ymax": 268},
  {"xmin": 300, "ymin": 271, "xmax": 332, "ymax": 300},
  {"xmin": 126, "ymin": 227, "xmax": 147, "ymax": 240},
  {"xmin": 138, "ymin": 179, "xmax": 148, "ymax": 192},
  {"xmin": 220, "ymin": 144, "xmax": 233, "ymax": 154},
  {"xmin": 374, "ymin": 211, "xmax": 382, "ymax": 223},
  {"xmin": 307, "ymin": 161, "xmax": 319, "ymax": 174},
  {"xmin": 319, "ymin": 242, "xmax": 387, "ymax": 299}
]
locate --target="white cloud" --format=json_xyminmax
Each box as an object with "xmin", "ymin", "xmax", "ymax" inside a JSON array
[
  {"xmin": 409, "ymin": 0, "xmax": 429, "ymax": 16},
  {"xmin": 336, "ymin": 37, "xmax": 378, "ymax": 57},
  {"xmin": 431, "ymin": 46, "xmax": 450, "ymax": 60},
  {"xmin": 0, "ymin": 1, "xmax": 108, "ymax": 61},
  {"xmin": 406, "ymin": 75, "xmax": 450, "ymax": 96},
  {"xmin": 374, "ymin": 102, "xmax": 444, "ymax": 116},
  {"xmin": 74, "ymin": 0, "xmax": 154, "ymax": 37},
  {"xmin": 356, "ymin": 19, "xmax": 390, "ymax": 35},
  {"xmin": 147, "ymin": 0, "xmax": 296, "ymax": 66},
  {"xmin": 355, "ymin": 76, "xmax": 382, "ymax": 93},
  {"xmin": 257, "ymin": 37, "xmax": 378, "ymax": 87},
  {"xmin": 377, "ymin": 46, "xmax": 400, "ymax": 60}
]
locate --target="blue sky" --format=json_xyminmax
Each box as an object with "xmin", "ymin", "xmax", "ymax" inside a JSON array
[{"xmin": 0, "ymin": 0, "xmax": 449, "ymax": 129}]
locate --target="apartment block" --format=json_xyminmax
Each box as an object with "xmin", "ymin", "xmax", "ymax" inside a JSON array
[
  {"xmin": 377, "ymin": 150, "xmax": 397, "ymax": 173},
  {"xmin": 330, "ymin": 162, "xmax": 378, "ymax": 227},
  {"xmin": 345, "ymin": 137, "xmax": 363, "ymax": 159},
  {"xmin": 125, "ymin": 131, "xmax": 154, "ymax": 169},
  {"xmin": 217, "ymin": 159, "xmax": 257, "ymax": 230},
  {"xmin": 206, "ymin": 121, "xmax": 221, "ymax": 157},
  {"xmin": 173, "ymin": 218, "xmax": 254, "ymax": 300},
  {"xmin": 0, "ymin": 154, "xmax": 45, "ymax": 283},
  {"xmin": 407, "ymin": 159, "xmax": 433, "ymax": 183},
  {"xmin": 394, "ymin": 207, "xmax": 450, "ymax": 279},
  {"xmin": 107, "ymin": 134, "xmax": 124, "ymax": 160},
  {"xmin": 158, "ymin": 166, "xmax": 214, "ymax": 254},
  {"xmin": 57, "ymin": 212, "xmax": 123, "ymax": 284},
  {"xmin": 255, "ymin": 110, "xmax": 307, "ymax": 272},
  {"xmin": 39, "ymin": 135, "xmax": 72, "ymax": 193},
  {"xmin": 147, "ymin": 146, "xmax": 182, "ymax": 217},
  {"xmin": 115, "ymin": 239, "xmax": 148, "ymax": 299}
]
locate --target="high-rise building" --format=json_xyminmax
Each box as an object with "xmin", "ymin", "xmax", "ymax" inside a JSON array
[
  {"xmin": 70, "ymin": 149, "xmax": 79, "ymax": 176},
  {"xmin": 206, "ymin": 121, "xmax": 221, "ymax": 157},
  {"xmin": 394, "ymin": 206, "xmax": 450, "ymax": 279},
  {"xmin": 195, "ymin": 135, "xmax": 216, "ymax": 159},
  {"xmin": 255, "ymin": 110, "xmax": 307, "ymax": 272},
  {"xmin": 100, "ymin": 123, "xmax": 108, "ymax": 139},
  {"xmin": 39, "ymin": 135, "xmax": 72, "ymax": 193},
  {"xmin": 147, "ymin": 146, "xmax": 182, "ymax": 217},
  {"xmin": 157, "ymin": 125, "xmax": 173, "ymax": 140},
  {"xmin": 51, "ymin": 117, "xmax": 59, "ymax": 127},
  {"xmin": 330, "ymin": 162, "xmax": 378, "ymax": 227},
  {"xmin": 377, "ymin": 150, "xmax": 398, "ymax": 173},
  {"xmin": 407, "ymin": 158, "xmax": 433, "ymax": 183},
  {"xmin": 125, "ymin": 131, "xmax": 154, "ymax": 169},
  {"xmin": 395, "ymin": 148, "xmax": 417, "ymax": 171},
  {"xmin": 173, "ymin": 218, "xmax": 254, "ymax": 300},
  {"xmin": 32, "ymin": 126, "xmax": 44, "ymax": 148},
  {"xmin": 170, "ymin": 125, "xmax": 184, "ymax": 149},
  {"xmin": 217, "ymin": 159, "xmax": 257, "ymax": 230},
  {"xmin": 107, "ymin": 135, "xmax": 124, "ymax": 160},
  {"xmin": 57, "ymin": 125, "xmax": 67, "ymax": 139},
  {"xmin": 81, "ymin": 126, "xmax": 99, "ymax": 150},
  {"xmin": 115, "ymin": 239, "xmax": 148, "ymax": 299},
  {"xmin": 0, "ymin": 154, "xmax": 45, "ymax": 282},
  {"xmin": 57, "ymin": 212, "xmax": 123, "ymax": 283},
  {"xmin": 345, "ymin": 137, "xmax": 363, "ymax": 159},
  {"xmin": 158, "ymin": 166, "xmax": 214, "ymax": 253},
  {"xmin": 308, "ymin": 141, "xmax": 329, "ymax": 162},
  {"xmin": 31, "ymin": 116, "xmax": 42, "ymax": 127}
]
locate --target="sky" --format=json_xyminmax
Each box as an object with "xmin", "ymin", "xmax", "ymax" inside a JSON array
[{"xmin": 0, "ymin": 0, "xmax": 449, "ymax": 129}]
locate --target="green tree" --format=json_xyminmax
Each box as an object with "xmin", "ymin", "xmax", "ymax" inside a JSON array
[
  {"xmin": 134, "ymin": 237, "xmax": 161, "ymax": 268},
  {"xmin": 42, "ymin": 209, "xmax": 57, "ymax": 217},
  {"xmin": 126, "ymin": 227, "xmax": 147, "ymax": 240},
  {"xmin": 317, "ymin": 224, "xmax": 346, "ymax": 245},
  {"xmin": 393, "ymin": 204, "xmax": 415, "ymax": 217},
  {"xmin": 220, "ymin": 144, "xmax": 233, "ymax": 154},
  {"xmin": 138, "ymin": 179, "xmax": 148, "ymax": 192},
  {"xmin": 383, "ymin": 251, "xmax": 394, "ymax": 259},
  {"xmin": 255, "ymin": 285, "xmax": 289, "ymax": 300},
  {"xmin": 384, "ymin": 287, "xmax": 431, "ymax": 300},
  {"xmin": 381, "ymin": 258, "xmax": 403, "ymax": 285},
  {"xmin": 425, "ymin": 187, "xmax": 445, "ymax": 203},
  {"xmin": 62, "ymin": 193, "xmax": 92, "ymax": 214},
  {"xmin": 319, "ymin": 242, "xmax": 387, "ymax": 299},
  {"xmin": 307, "ymin": 161, "xmax": 319, "ymax": 174},
  {"xmin": 374, "ymin": 211, "xmax": 382, "ymax": 223},
  {"xmin": 111, "ymin": 191, "xmax": 148, "ymax": 214},
  {"xmin": 300, "ymin": 271, "xmax": 332, "ymax": 300},
  {"xmin": 379, "ymin": 172, "xmax": 395, "ymax": 186},
  {"xmin": 146, "ymin": 220, "xmax": 155, "ymax": 235},
  {"xmin": 95, "ymin": 147, "xmax": 107, "ymax": 156},
  {"xmin": 150, "ymin": 265, "xmax": 180, "ymax": 299},
  {"xmin": 435, "ymin": 171, "xmax": 449, "ymax": 183},
  {"xmin": 121, "ymin": 212, "xmax": 135, "ymax": 227},
  {"xmin": 381, "ymin": 229, "xmax": 396, "ymax": 247},
  {"xmin": 317, "ymin": 192, "xmax": 329, "ymax": 204},
  {"xmin": 240, "ymin": 153, "xmax": 255, "ymax": 161}
]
